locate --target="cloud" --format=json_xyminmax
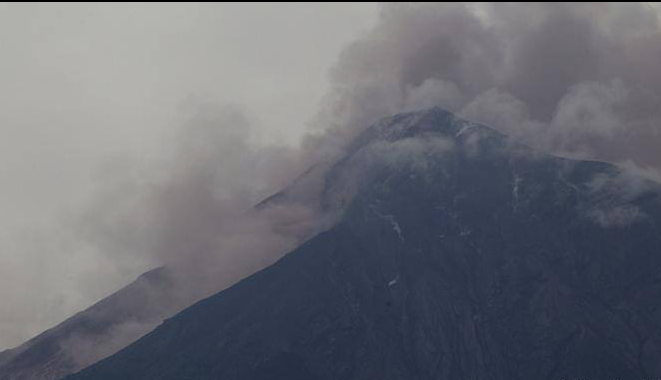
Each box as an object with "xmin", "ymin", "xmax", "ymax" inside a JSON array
[
  {"xmin": 307, "ymin": 3, "xmax": 661, "ymax": 172},
  {"xmin": 0, "ymin": 3, "xmax": 376, "ymax": 350},
  {"xmin": 77, "ymin": 103, "xmax": 324, "ymax": 300}
]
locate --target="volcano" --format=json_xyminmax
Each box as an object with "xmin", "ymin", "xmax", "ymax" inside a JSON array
[{"xmin": 57, "ymin": 108, "xmax": 661, "ymax": 380}]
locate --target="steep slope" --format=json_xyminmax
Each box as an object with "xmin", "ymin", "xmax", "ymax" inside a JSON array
[
  {"xmin": 0, "ymin": 267, "xmax": 181, "ymax": 380},
  {"xmin": 67, "ymin": 108, "xmax": 661, "ymax": 380},
  {"xmin": 0, "ymin": 161, "xmax": 321, "ymax": 380},
  {"xmin": 0, "ymin": 350, "xmax": 13, "ymax": 368}
]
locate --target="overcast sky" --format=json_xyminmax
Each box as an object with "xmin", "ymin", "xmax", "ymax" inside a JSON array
[{"xmin": 0, "ymin": 3, "xmax": 376, "ymax": 350}]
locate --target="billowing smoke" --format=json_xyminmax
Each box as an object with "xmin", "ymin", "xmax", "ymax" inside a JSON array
[
  {"xmin": 306, "ymin": 3, "xmax": 661, "ymax": 175},
  {"xmin": 79, "ymin": 103, "xmax": 324, "ymax": 301},
  {"xmin": 41, "ymin": 103, "xmax": 329, "ymax": 370}
]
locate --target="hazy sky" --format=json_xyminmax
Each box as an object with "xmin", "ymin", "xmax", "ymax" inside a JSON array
[{"xmin": 0, "ymin": 2, "xmax": 376, "ymax": 349}]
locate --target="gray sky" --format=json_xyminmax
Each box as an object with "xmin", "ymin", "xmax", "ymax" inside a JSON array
[{"xmin": 0, "ymin": 3, "xmax": 376, "ymax": 349}]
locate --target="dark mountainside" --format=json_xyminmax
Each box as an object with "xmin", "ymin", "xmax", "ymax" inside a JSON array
[
  {"xmin": 0, "ymin": 351, "xmax": 12, "ymax": 369},
  {"xmin": 0, "ymin": 267, "xmax": 181, "ymax": 380},
  {"xmin": 62, "ymin": 108, "xmax": 661, "ymax": 380}
]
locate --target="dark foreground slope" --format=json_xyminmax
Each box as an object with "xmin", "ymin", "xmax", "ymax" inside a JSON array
[
  {"xmin": 67, "ymin": 108, "xmax": 661, "ymax": 380},
  {"xmin": 0, "ymin": 268, "xmax": 180, "ymax": 380}
]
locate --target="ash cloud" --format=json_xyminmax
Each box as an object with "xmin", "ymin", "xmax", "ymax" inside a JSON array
[
  {"xmin": 79, "ymin": 103, "xmax": 324, "ymax": 301},
  {"xmin": 50, "ymin": 103, "xmax": 328, "ymax": 370},
  {"xmin": 307, "ymin": 3, "xmax": 661, "ymax": 174},
  {"xmin": 0, "ymin": 3, "xmax": 375, "ymax": 351}
]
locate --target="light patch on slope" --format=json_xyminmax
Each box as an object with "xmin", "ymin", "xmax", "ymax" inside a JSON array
[
  {"xmin": 512, "ymin": 172, "xmax": 522, "ymax": 202},
  {"xmin": 370, "ymin": 206, "xmax": 404, "ymax": 242},
  {"xmin": 456, "ymin": 122, "xmax": 478, "ymax": 138},
  {"xmin": 587, "ymin": 205, "xmax": 645, "ymax": 227},
  {"xmin": 388, "ymin": 274, "xmax": 399, "ymax": 287}
]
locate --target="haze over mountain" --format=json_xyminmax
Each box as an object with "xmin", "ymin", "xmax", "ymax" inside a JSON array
[
  {"xmin": 64, "ymin": 108, "xmax": 661, "ymax": 380},
  {"xmin": 2, "ymin": 3, "xmax": 661, "ymax": 380},
  {"xmin": 0, "ymin": 3, "xmax": 375, "ymax": 349},
  {"xmin": 0, "ymin": 268, "xmax": 175, "ymax": 380}
]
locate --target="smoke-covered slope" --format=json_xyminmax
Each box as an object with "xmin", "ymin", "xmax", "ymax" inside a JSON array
[
  {"xmin": 67, "ymin": 108, "xmax": 661, "ymax": 379},
  {"xmin": 0, "ymin": 267, "xmax": 181, "ymax": 380}
]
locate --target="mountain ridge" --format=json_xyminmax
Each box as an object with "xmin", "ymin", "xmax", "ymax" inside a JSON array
[
  {"xmin": 0, "ymin": 267, "xmax": 179, "ymax": 380},
  {"xmin": 63, "ymin": 108, "xmax": 661, "ymax": 380}
]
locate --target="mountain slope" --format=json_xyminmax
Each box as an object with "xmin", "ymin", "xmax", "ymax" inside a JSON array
[
  {"xmin": 66, "ymin": 108, "xmax": 661, "ymax": 380},
  {"xmin": 0, "ymin": 267, "xmax": 181, "ymax": 380}
]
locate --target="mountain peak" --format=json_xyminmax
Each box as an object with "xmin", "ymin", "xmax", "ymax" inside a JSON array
[
  {"xmin": 349, "ymin": 107, "xmax": 505, "ymax": 154},
  {"xmin": 64, "ymin": 109, "xmax": 661, "ymax": 380}
]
